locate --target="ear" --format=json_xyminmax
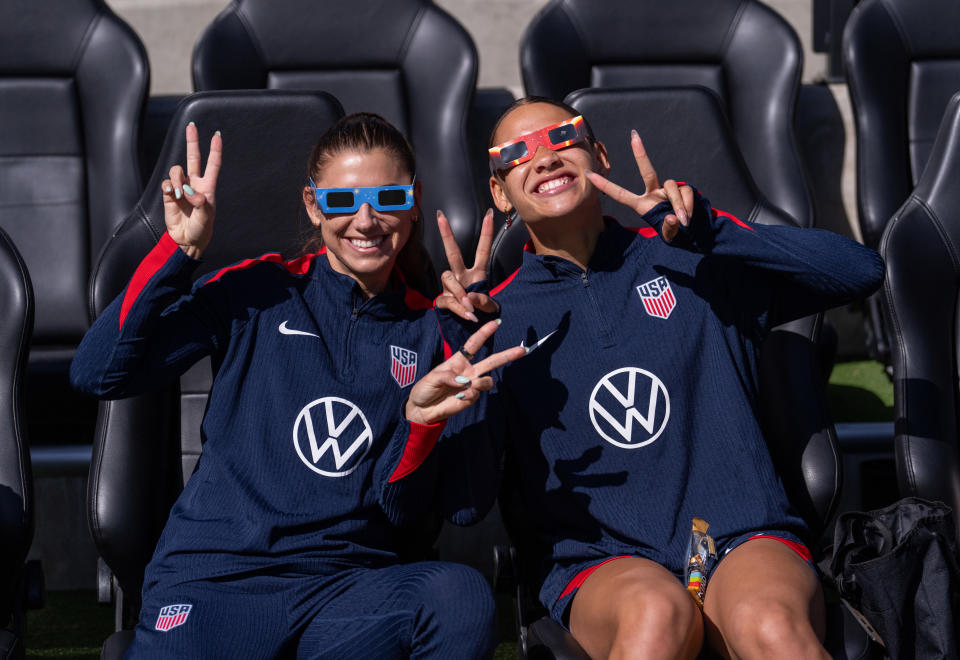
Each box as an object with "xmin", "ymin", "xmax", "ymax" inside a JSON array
[
  {"xmin": 303, "ymin": 185, "xmax": 324, "ymax": 227},
  {"xmin": 592, "ymin": 140, "xmax": 611, "ymax": 176},
  {"xmin": 489, "ymin": 174, "xmax": 513, "ymax": 215}
]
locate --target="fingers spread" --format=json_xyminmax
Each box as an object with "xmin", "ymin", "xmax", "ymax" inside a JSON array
[
  {"xmin": 472, "ymin": 345, "xmax": 526, "ymax": 377},
  {"xmin": 437, "ymin": 210, "xmax": 466, "ymax": 275},
  {"xmin": 473, "ymin": 209, "xmax": 494, "ymax": 272},
  {"xmin": 631, "ymin": 131, "xmax": 659, "ymax": 194},
  {"xmin": 204, "ymin": 130, "xmax": 223, "ymax": 187},
  {"xmin": 458, "ymin": 319, "xmax": 501, "ymax": 360},
  {"xmin": 586, "ymin": 171, "xmax": 639, "ymax": 209},
  {"xmin": 185, "ymin": 122, "xmax": 202, "ymax": 178}
]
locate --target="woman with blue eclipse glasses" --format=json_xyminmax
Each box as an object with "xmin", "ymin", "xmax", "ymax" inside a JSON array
[{"xmin": 70, "ymin": 112, "xmax": 524, "ymax": 658}]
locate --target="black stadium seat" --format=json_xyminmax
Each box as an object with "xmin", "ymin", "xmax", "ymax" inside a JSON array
[
  {"xmin": 487, "ymin": 87, "xmax": 876, "ymax": 659},
  {"xmin": 881, "ymin": 91, "xmax": 960, "ymax": 537},
  {"xmin": 86, "ymin": 90, "xmax": 344, "ymax": 657},
  {"xmin": 844, "ymin": 0, "xmax": 960, "ymax": 365},
  {"xmin": 0, "ymin": 0, "xmax": 148, "ymax": 448},
  {"xmin": 0, "ymin": 228, "xmax": 35, "ymax": 659},
  {"xmin": 192, "ymin": 0, "xmax": 482, "ymax": 284},
  {"xmin": 519, "ymin": 0, "xmax": 813, "ymax": 230}
]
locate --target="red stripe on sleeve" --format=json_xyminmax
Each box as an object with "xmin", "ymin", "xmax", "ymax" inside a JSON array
[
  {"xmin": 119, "ymin": 233, "xmax": 180, "ymax": 330},
  {"xmin": 387, "ymin": 419, "xmax": 447, "ymax": 482},
  {"xmin": 713, "ymin": 208, "xmax": 755, "ymax": 232}
]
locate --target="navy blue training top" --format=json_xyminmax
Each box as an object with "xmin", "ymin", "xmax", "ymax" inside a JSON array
[
  {"xmin": 439, "ymin": 188, "xmax": 885, "ymax": 609},
  {"xmin": 71, "ymin": 233, "xmax": 447, "ymax": 586}
]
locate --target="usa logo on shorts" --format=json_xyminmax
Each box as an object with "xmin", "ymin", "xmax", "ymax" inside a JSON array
[
  {"xmin": 636, "ymin": 276, "xmax": 676, "ymax": 319},
  {"xmin": 390, "ymin": 345, "xmax": 417, "ymax": 388},
  {"xmin": 155, "ymin": 603, "xmax": 192, "ymax": 632}
]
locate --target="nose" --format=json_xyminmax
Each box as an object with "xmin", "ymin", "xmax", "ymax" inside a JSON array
[
  {"xmin": 353, "ymin": 202, "xmax": 377, "ymax": 230},
  {"xmin": 531, "ymin": 145, "xmax": 562, "ymax": 172}
]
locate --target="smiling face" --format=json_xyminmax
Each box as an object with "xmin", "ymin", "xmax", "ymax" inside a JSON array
[
  {"xmin": 489, "ymin": 102, "xmax": 610, "ymax": 227},
  {"xmin": 303, "ymin": 147, "xmax": 418, "ymax": 297}
]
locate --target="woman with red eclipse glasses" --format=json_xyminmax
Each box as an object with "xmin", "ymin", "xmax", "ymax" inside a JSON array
[
  {"xmin": 71, "ymin": 113, "xmax": 524, "ymax": 659},
  {"xmin": 435, "ymin": 97, "xmax": 884, "ymax": 659}
]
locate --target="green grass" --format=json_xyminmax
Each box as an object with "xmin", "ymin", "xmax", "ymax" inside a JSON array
[
  {"xmin": 26, "ymin": 590, "xmax": 111, "ymax": 659},
  {"xmin": 826, "ymin": 359, "xmax": 894, "ymax": 422}
]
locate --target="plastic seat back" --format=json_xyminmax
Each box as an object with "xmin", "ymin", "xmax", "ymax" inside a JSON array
[
  {"xmin": 520, "ymin": 0, "xmax": 812, "ymax": 229},
  {"xmin": 192, "ymin": 0, "xmax": 481, "ymax": 282}
]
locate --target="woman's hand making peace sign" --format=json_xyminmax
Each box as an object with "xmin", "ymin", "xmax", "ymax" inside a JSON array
[
  {"xmin": 586, "ymin": 131, "xmax": 695, "ymax": 244},
  {"xmin": 162, "ymin": 122, "xmax": 223, "ymax": 259},
  {"xmin": 435, "ymin": 208, "xmax": 499, "ymax": 323},
  {"xmin": 405, "ymin": 320, "xmax": 526, "ymax": 426}
]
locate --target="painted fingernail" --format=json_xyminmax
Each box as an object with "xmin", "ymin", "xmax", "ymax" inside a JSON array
[
  {"xmin": 677, "ymin": 208, "xmax": 688, "ymax": 224},
  {"xmin": 163, "ymin": 186, "xmax": 172, "ymax": 194},
  {"xmin": 188, "ymin": 121, "xmax": 195, "ymax": 127},
  {"xmin": 495, "ymin": 318, "xmax": 502, "ymax": 326},
  {"xmin": 455, "ymin": 393, "xmax": 466, "ymax": 400},
  {"xmin": 455, "ymin": 376, "xmax": 471, "ymax": 385},
  {"xmin": 183, "ymin": 184, "xmax": 195, "ymax": 196},
  {"xmin": 215, "ymin": 130, "xmax": 221, "ymax": 137},
  {"xmin": 631, "ymin": 129, "xmax": 639, "ymax": 139},
  {"xmin": 174, "ymin": 187, "xmax": 182, "ymax": 200},
  {"xmin": 466, "ymin": 312, "xmax": 479, "ymax": 323}
]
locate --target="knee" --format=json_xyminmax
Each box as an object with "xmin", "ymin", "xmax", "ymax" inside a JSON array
[
  {"xmin": 725, "ymin": 598, "xmax": 813, "ymax": 654},
  {"xmin": 415, "ymin": 563, "xmax": 496, "ymax": 651},
  {"xmin": 612, "ymin": 585, "xmax": 699, "ymax": 650}
]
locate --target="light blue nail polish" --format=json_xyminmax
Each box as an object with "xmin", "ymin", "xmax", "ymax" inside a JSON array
[
  {"xmin": 174, "ymin": 188, "xmax": 182, "ymax": 200},
  {"xmin": 183, "ymin": 184, "xmax": 195, "ymax": 196},
  {"xmin": 455, "ymin": 393, "xmax": 466, "ymax": 400},
  {"xmin": 215, "ymin": 130, "xmax": 221, "ymax": 137},
  {"xmin": 163, "ymin": 186, "xmax": 172, "ymax": 194},
  {"xmin": 188, "ymin": 121, "xmax": 195, "ymax": 127},
  {"xmin": 455, "ymin": 376, "xmax": 470, "ymax": 385}
]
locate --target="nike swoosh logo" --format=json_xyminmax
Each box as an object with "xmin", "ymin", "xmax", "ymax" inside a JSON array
[
  {"xmin": 519, "ymin": 329, "xmax": 558, "ymax": 355},
  {"xmin": 278, "ymin": 321, "xmax": 321, "ymax": 339}
]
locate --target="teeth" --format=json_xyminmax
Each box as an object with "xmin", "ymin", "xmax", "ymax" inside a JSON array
[
  {"xmin": 537, "ymin": 176, "xmax": 571, "ymax": 193},
  {"xmin": 349, "ymin": 236, "xmax": 384, "ymax": 248}
]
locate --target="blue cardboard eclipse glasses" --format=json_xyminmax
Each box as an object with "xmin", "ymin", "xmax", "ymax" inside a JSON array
[{"xmin": 309, "ymin": 177, "xmax": 416, "ymax": 214}]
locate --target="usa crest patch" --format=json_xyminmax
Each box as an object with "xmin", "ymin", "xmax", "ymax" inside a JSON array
[
  {"xmin": 155, "ymin": 603, "xmax": 192, "ymax": 631},
  {"xmin": 636, "ymin": 276, "xmax": 676, "ymax": 319},
  {"xmin": 390, "ymin": 345, "xmax": 417, "ymax": 388}
]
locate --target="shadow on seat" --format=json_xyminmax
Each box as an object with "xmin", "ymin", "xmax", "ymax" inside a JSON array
[
  {"xmin": 0, "ymin": 228, "xmax": 38, "ymax": 659},
  {"xmin": 881, "ymin": 91, "xmax": 960, "ymax": 536},
  {"xmin": 85, "ymin": 90, "xmax": 344, "ymax": 658},
  {"xmin": 487, "ymin": 87, "xmax": 878, "ymax": 660}
]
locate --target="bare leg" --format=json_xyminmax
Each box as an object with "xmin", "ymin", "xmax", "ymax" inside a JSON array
[
  {"xmin": 569, "ymin": 557, "xmax": 703, "ymax": 660},
  {"xmin": 703, "ymin": 538, "xmax": 829, "ymax": 660}
]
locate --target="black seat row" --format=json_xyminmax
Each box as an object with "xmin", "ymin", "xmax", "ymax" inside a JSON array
[{"xmin": 1, "ymin": 0, "xmax": 959, "ymax": 657}]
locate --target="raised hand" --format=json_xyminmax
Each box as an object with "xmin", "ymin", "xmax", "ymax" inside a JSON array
[
  {"xmin": 436, "ymin": 209, "xmax": 498, "ymax": 322},
  {"xmin": 585, "ymin": 131, "xmax": 694, "ymax": 243},
  {"xmin": 162, "ymin": 122, "xmax": 223, "ymax": 259},
  {"xmin": 404, "ymin": 320, "xmax": 525, "ymax": 425}
]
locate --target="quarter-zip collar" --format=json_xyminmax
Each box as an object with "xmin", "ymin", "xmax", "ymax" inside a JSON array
[
  {"xmin": 310, "ymin": 252, "xmax": 425, "ymax": 319},
  {"xmin": 518, "ymin": 217, "xmax": 648, "ymax": 283}
]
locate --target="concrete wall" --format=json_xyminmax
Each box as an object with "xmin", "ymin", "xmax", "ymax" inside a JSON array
[{"xmin": 111, "ymin": 0, "xmax": 828, "ymax": 95}]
